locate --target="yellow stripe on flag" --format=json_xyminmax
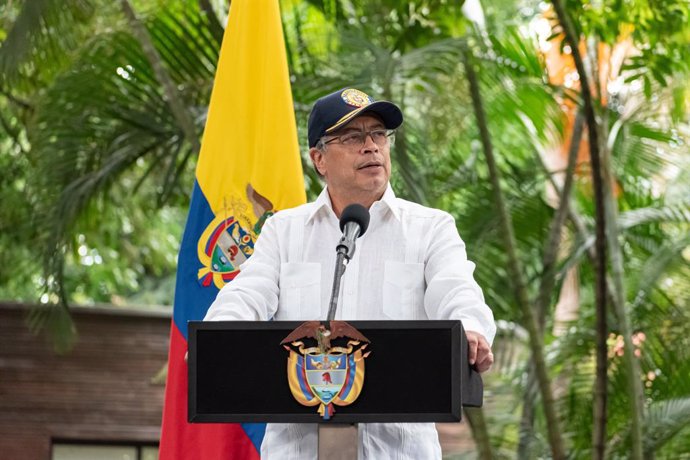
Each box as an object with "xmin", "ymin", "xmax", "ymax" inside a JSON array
[{"xmin": 196, "ymin": 0, "xmax": 306, "ymax": 216}]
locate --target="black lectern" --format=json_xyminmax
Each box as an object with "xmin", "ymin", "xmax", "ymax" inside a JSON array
[{"xmin": 188, "ymin": 320, "xmax": 482, "ymax": 424}]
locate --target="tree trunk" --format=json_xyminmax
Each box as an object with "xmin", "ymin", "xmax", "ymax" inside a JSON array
[
  {"xmin": 516, "ymin": 364, "xmax": 538, "ymax": 459},
  {"xmin": 119, "ymin": 0, "xmax": 201, "ymax": 154},
  {"xmin": 464, "ymin": 407, "xmax": 493, "ymax": 460},
  {"xmin": 462, "ymin": 45, "xmax": 566, "ymax": 460},
  {"xmin": 548, "ymin": 1, "xmax": 618, "ymax": 458},
  {"xmin": 536, "ymin": 111, "xmax": 585, "ymax": 327},
  {"xmin": 601, "ymin": 132, "xmax": 646, "ymax": 459},
  {"xmin": 517, "ymin": 110, "xmax": 585, "ymax": 457}
]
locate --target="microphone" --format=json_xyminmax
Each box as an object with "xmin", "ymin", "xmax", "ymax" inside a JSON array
[
  {"xmin": 326, "ymin": 204, "xmax": 370, "ymax": 322},
  {"xmin": 336, "ymin": 204, "xmax": 370, "ymax": 259}
]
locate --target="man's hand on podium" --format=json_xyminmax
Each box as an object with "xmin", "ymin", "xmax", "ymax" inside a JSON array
[{"xmin": 466, "ymin": 331, "xmax": 493, "ymax": 373}]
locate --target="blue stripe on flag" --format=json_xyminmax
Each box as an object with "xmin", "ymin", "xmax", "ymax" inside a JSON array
[
  {"xmin": 241, "ymin": 423, "xmax": 267, "ymax": 452},
  {"xmin": 173, "ymin": 181, "xmax": 221, "ymax": 339}
]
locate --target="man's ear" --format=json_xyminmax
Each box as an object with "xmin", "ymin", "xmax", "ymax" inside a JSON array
[{"xmin": 309, "ymin": 147, "xmax": 326, "ymax": 177}]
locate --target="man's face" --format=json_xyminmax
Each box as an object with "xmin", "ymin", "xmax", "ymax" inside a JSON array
[{"xmin": 309, "ymin": 114, "xmax": 392, "ymax": 205}]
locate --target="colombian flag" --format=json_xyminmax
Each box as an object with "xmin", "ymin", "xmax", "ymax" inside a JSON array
[{"xmin": 159, "ymin": 0, "xmax": 306, "ymax": 458}]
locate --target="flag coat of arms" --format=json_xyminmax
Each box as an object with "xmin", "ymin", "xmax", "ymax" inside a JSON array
[{"xmin": 159, "ymin": 0, "xmax": 306, "ymax": 457}]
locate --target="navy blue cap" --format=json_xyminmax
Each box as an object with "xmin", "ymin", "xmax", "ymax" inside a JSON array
[{"xmin": 307, "ymin": 88, "xmax": 403, "ymax": 148}]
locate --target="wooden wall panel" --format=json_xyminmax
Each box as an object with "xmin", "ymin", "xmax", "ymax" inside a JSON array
[{"xmin": 0, "ymin": 303, "xmax": 170, "ymax": 460}]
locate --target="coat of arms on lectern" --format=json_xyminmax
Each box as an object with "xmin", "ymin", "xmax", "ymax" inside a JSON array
[{"xmin": 281, "ymin": 321, "xmax": 370, "ymax": 420}]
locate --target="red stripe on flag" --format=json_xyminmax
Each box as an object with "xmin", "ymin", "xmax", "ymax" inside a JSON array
[{"xmin": 159, "ymin": 322, "xmax": 260, "ymax": 460}]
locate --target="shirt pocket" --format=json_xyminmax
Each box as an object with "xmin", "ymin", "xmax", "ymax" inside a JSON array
[
  {"xmin": 382, "ymin": 261, "xmax": 425, "ymax": 320},
  {"xmin": 279, "ymin": 262, "xmax": 322, "ymax": 320}
]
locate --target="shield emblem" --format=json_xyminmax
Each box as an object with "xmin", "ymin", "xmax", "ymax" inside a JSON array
[
  {"xmin": 198, "ymin": 216, "xmax": 258, "ymax": 288},
  {"xmin": 282, "ymin": 321, "xmax": 370, "ymax": 419},
  {"xmin": 213, "ymin": 220, "xmax": 253, "ymax": 272},
  {"xmin": 305, "ymin": 352, "xmax": 347, "ymax": 405}
]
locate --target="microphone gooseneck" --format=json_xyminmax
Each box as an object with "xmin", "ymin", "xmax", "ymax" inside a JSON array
[{"xmin": 326, "ymin": 204, "xmax": 371, "ymax": 322}]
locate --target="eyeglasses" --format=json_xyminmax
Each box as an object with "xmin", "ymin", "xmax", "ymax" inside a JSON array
[{"xmin": 319, "ymin": 129, "xmax": 396, "ymax": 149}]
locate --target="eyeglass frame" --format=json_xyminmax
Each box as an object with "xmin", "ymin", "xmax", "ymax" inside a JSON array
[{"xmin": 316, "ymin": 128, "xmax": 396, "ymax": 150}]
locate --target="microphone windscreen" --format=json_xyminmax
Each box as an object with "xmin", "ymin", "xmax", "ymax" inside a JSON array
[{"xmin": 339, "ymin": 204, "xmax": 370, "ymax": 237}]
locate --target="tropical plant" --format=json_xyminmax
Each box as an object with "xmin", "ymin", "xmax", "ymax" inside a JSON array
[{"xmin": 0, "ymin": 0, "xmax": 224, "ymax": 348}]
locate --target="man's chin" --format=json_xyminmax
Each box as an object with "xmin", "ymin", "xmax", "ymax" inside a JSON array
[
  {"xmin": 356, "ymin": 168, "xmax": 388, "ymax": 182},
  {"xmin": 362, "ymin": 179, "xmax": 388, "ymax": 197}
]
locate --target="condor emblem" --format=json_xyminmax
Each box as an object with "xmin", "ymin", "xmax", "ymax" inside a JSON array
[
  {"xmin": 281, "ymin": 321, "xmax": 370, "ymax": 420},
  {"xmin": 197, "ymin": 184, "xmax": 273, "ymax": 289}
]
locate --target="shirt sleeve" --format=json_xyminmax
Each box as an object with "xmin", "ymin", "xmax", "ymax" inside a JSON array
[
  {"xmin": 203, "ymin": 214, "xmax": 281, "ymax": 322},
  {"xmin": 423, "ymin": 212, "xmax": 496, "ymax": 345}
]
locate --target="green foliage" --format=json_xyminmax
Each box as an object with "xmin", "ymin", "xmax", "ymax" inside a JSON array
[
  {"xmin": 562, "ymin": 0, "xmax": 690, "ymax": 92},
  {"xmin": 1, "ymin": 0, "xmax": 219, "ymax": 318}
]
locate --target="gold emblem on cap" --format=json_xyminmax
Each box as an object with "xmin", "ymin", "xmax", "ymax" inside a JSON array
[{"xmin": 341, "ymin": 88, "xmax": 373, "ymax": 107}]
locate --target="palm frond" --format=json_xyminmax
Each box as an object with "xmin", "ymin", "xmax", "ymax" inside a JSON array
[
  {"xmin": 26, "ymin": 302, "xmax": 77, "ymax": 353},
  {"xmin": 619, "ymin": 203, "xmax": 690, "ymax": 229},
  {"xmin": 644, "ymin": 397, "xmax": 690, "ymax": 455},
  {"xmin": 629, "ymin": 235, "xmax": 690, "ymax": 303},
  {"xmin": 22, "ymin": 2, "xmax": 218, "ymax": 344},
  {"xmin": 484, "ymin": 25, "xmax": 546, "ymax": 80},
  {"xmin": 0, "ymin": 0, "xmax": 100, "ymax": 87}
]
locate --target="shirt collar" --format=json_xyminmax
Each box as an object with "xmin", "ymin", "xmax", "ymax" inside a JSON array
[
  {"xmin": 306, "ymin": 187, "xmax": 335, "ymax": 224},
  {"xmin": 306, "ymin": 184, "xmax": 400, "ymax": 224},
  {"xmin": 372, "ymin": 184, "xmax": 401, "ymax": 222}
]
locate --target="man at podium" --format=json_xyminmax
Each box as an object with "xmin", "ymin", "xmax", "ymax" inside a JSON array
[{"xmin": 205, "ymin": 88, "xmax": 496, "ymax": 459}]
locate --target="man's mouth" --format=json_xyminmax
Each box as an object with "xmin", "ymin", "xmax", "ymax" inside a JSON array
[{"xmin": 358, "ymin": 162, "xmax": 382, "ymax": 170}]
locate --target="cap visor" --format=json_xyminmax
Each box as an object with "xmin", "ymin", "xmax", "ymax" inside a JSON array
[{"xmin": 325, "ymin": 101, "xmax": 403, "ymax": 133}]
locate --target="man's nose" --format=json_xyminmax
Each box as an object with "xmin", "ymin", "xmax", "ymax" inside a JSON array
[{"xmin": 361, "ymin": 133, "xmax": 379, "ymax": 153}]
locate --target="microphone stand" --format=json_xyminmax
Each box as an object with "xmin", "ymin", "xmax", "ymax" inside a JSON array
[
  {"xmin": 319, "ymin": 235, "xmax": 358, "ymax": 460},
  {"xmin": 325, "ymin": 227, "xmax": 358, "ymax": 322},
  {"xmin": 326, "ymin": 251, "xmax": 348, "ymax": 322}
]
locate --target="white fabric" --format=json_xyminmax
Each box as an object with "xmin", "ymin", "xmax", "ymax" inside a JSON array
[{"xmin": 204, "ymin": 185, "xmax": 496, "ymax": 459}]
